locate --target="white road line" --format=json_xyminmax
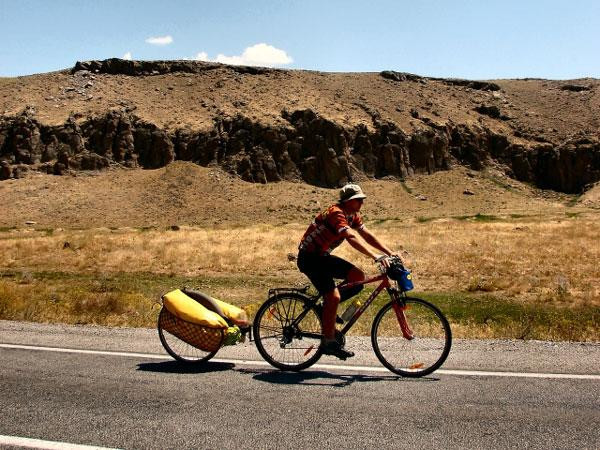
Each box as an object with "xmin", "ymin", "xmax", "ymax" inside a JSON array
[
  {"xmin": 0, "ymin": 434, "xmax": 119, "ymax": 450},
  {"xmin": 2, "ymin": 342, "xmax": 599, "ymax": 380}
]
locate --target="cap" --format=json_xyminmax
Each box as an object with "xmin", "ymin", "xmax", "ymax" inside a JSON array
[{"xmin": 339, "ymin": 184, "xmax": 367, "ymax": 202}]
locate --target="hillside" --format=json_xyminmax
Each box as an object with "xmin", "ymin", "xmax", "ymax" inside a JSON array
[
  {"xmin": 1, "ymin": 61, "xmax": 599, "ymax": 340},
  {"xmin": 1, "ymin": 160, "xmax": 587, "ymax": 228},
  {"xmin": 1, "ymin": 59, "xmax": 599, "ymax": 197}
]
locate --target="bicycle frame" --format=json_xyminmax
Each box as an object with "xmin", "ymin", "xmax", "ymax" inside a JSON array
[
  {"xmin": 286, "ymin": 271, "xmax": 407, "ymax": 339},
  {"xmin": 337, "ymin": 273, "xmax": 395, "ymax": 334}
]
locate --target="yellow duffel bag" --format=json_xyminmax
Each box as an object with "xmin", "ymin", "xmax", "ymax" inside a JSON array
[
  {"xmin": 162, "ymin": 289, "xmax": 228, "ymax": 329},
  {"xmin": 182, "ymin": 288, "xmax": 250, "ymax": 327}
]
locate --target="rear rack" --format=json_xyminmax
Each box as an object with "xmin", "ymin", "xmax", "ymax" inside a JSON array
[{"xmin": 267, "ymin": 285, "xmax": 319, "ymax": 299}]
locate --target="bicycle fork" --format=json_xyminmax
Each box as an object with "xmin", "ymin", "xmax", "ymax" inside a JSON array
[{"xmin": 391, "ymin": 294, "xmax": 415, "ymax": 340}]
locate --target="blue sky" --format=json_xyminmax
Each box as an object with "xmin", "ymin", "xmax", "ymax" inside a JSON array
[{"xmin": 1, "ymin": 0, "xmax": 598, "ymax": 79}]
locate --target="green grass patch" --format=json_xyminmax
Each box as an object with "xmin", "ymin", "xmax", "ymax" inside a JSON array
[
  {"xmin": 372, "ymin": 218, "xmax": 399, "ymax": 225},
  {"xmin": 565, "ymin": 211, "xmax": 582, "ymax": 218},
  {"xmin": 483, "ymin": 173, "xmax": 515, "ymax": 191},
  {"xmin": 566, "ymin": 195, "xmax": 580, "ymax": 207},
  {"xmin": 1, "ymin": 271, "xmax": 598, "ymax": 341},
  {"xmin": 336, "ymin": 288, "xmax": 598, "ymax": 341},
  {"xmin": 0, "ymin": 270, "xmax": 281, "ymax": 327},
  {"xmin": 415, "ymin": 292, "xmax": 598, "ymax": 341},
  {"xmin": 400, "ymin": 180, "xmax": 413, "ymax": 194},
  {"xmin": 454, "ymin": 213, "xmax": 500, "ymax": 222}
]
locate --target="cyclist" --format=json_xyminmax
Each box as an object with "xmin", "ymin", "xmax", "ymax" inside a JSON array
[{"xmin": 297, "ymin": 183, "xmax": 399, "ymax": 359}]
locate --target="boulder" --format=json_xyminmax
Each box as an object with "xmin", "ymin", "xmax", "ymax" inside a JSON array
[{"xmin": 0, "ymin": 160, "xmax": 11, "ymax": 180}]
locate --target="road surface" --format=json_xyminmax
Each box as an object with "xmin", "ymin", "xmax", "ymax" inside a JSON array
[{"xmin": 1, "ymin": 320, "xmax": 599, "ymax": 449}]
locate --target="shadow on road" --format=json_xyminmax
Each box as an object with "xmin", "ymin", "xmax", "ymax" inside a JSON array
[
  {"xmin": 137, "ymin": 360, "xmax": 235, "ymax": 374},
  {"xmin": 237, "ymin": 368, "xmax": 439, "ymax": 387}
]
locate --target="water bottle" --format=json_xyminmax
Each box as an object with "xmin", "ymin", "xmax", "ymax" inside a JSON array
[{"xmin": 341, "ymin": 299, "xmax": 361, "ymax": 322}]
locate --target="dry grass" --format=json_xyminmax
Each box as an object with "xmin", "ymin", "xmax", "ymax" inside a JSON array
[
  {"xmin": 1, "ymin": 216, "xmax": 598, "ymax": 340},
  {"xmin": 0, "ymin": 275, "xmax": 157, "ymax": 326},
  {"xmin": 1, "ymin": 218, "xmax": 598, "ymax": 307}
]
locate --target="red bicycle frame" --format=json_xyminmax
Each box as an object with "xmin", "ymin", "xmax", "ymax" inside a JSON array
[{"xmin": 336, "ymin": 272, "xmax": 415, "ymax": 339}]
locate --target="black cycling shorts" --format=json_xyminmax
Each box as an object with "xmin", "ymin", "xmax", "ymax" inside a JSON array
[{"xmin": 297, "ymin": 251, "xmax": 356, "ymax": 295}]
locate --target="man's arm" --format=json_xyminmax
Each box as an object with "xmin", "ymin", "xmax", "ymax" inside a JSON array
[
  {"xmin": 357, "ymin": 227, "xmax": 395, "ymax": 257},
  {"xmin": 340, "ymin": 228, "xmax": 379, "ymax": 261}
]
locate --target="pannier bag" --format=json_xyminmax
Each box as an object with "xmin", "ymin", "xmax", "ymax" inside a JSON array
[{"xmin": 386, "ymin": 263, "xmax": 414, "ymax": 292}]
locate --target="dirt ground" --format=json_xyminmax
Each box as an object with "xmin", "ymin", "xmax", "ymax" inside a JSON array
[
  {"xmin": 0, "ymin": 63, "xmax": 598, "ymax": 262},
  {"xmin": 0, "ymin": 161, "xmax": 594, "ymax": 229},
  {"xmin": 1, "ymin": 62, "xmax": 599, "ymax": 226}
]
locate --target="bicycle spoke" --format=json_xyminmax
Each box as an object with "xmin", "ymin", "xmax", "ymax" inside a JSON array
[
  {"xmin": 253, "ymin": 294, "xmax": 323, "ymax": 371},
  {"xmin": 371, "ymin": 298, "xmax": 451, "ymax": 377},
  {"xmin": 259, "ymin": 324, "xmax": 284, "ymax": 333},
  {"xmin": 158, "ymin": 309, "xmax": 217, "ymax": 364}
]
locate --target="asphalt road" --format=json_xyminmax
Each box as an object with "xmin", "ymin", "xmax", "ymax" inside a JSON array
[{"xmin": 1, "ymin": 321, "xmax": 599, "ymax": 449}]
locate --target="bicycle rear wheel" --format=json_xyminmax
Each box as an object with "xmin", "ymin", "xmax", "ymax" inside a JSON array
[
  {"xmin": 253, "ymin": 293, "xmax": 323, "ymax": 371},
  {"xmin": 157, "ymin": 307, "xmax": 219, "ymax": 364},
  {"xmin": 371, "ymin": 297, "xmax": 451, "ymax": 377}
]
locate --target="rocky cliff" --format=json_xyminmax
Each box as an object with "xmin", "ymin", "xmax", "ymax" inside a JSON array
[{"xmin": 1, "ymin": 59, "xmax": 598, "ymax": 193}]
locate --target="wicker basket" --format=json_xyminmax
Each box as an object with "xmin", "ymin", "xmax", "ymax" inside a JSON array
[{"xmin": 159, "ymin": 307, "xmax": 224, "ymax": 352}]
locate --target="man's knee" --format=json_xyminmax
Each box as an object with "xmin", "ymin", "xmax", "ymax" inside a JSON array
[
  {"xmin": 348, "ymin": 267, "xmax": 365, "ymax": 282},
  {"xmin": 324, "ymin": 288, "xmax": 341, "ymax": 304},
  {"xmin": 340, "ymin": 268, "xmax": 365, "ymax": 302}
]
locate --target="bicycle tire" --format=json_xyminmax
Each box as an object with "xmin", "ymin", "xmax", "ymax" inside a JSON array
[
  {"xmin": 371, "ymin": 297, "xmax": 452, "ymax": 377},
  {"xmin": 157, "ymin": 307, "xmax": 219, "ymax": 364},
  {"xmin": 253, "ymin": 293, "xmax": 323, "ymax": 371}
]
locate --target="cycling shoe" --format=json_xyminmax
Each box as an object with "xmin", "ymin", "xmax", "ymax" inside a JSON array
[{"xmin": 321, "ymin": 340, "xmax": 355, "ymax": 360}]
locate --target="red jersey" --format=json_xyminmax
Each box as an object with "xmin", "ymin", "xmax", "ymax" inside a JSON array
[{"xmin": 299, "ymin": 204, "xmax": 365, "ymax": 255}]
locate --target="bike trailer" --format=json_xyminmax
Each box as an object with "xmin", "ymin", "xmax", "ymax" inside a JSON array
[{"xmin": 160, "ymin": 289, "xmax": 249, "ymax": 352}]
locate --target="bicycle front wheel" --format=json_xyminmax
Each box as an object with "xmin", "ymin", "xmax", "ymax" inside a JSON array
[
  {"xmin": 371, "ymin": 297, "xmax": 451, "ymax": 377},
  {"xmin": 253, "ymin": 293, "xmax": 323, "ymax": 371}
]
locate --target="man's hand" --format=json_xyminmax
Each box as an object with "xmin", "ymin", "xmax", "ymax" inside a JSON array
[
  {"xmin": 375, "ymin": 253, "xmax": 405, "ymax": 268},
  {"xmin": 390, "ymin": 252, "xmax": 404, "ymax": 265},
  {"xmin": 374, "ymin": 254, "xmax": 392, "ymax": 268}
]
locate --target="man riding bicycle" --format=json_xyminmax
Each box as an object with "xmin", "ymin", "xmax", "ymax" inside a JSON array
[{"xmin": 297, "ymin": 183, "xmax": 400, "ymax": 359}]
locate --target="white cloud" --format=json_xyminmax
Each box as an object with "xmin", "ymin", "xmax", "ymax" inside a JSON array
[
  {"xmin": 123, "ymin": 52, "xmax": 132, "ymax": 60},
  {"xmin": 194, "ymin": 43, "xmax": 293, "ymax": 67},
  {"xmin": 145, "ymin": 35, "xmax": 173, "ymax": 46}
]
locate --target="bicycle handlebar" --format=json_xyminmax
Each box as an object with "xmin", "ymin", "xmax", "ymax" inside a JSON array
[{"xmin": 374, "ymin": 255, "xmax": 405, "ymax": 274}]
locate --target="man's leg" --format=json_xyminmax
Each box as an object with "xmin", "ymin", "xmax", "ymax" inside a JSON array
[
  {"xmin": 347, "ymin": 267, "xmax": 365, "ymax": 283},
  {"xmin": 339, "ymin": 267, "xmax": 366, "ymax": 301},
  {"xmin": 323, "ymin": 266, "xmax": 364, "ymax": 338},
  {"xmin": 322, "ymin": 288, "xmax": 341, "ymax": 340},
  {"xmin": 298, "ymin": 252, "xmax": 356, "ymax": 359},
  {"xmin": 323, "ymin": 261, "xmax": 365, "ymax": 334}
]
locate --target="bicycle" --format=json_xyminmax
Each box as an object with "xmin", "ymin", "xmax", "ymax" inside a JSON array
[{"xmin": 252, "ymin": 257, "xmax": 452, "ymax": 377}]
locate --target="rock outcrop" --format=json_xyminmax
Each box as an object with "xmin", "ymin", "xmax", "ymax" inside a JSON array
[
  {"xmin": 1, "ymin": 59, "xmax": 599, "ymax": 193},
  {"xmin": 1, "ymin": 107, "xmax": 599, "ymax": 193},
  {"xmin": 73, "ymin": 58, "xmax": 280, "ymax": 76}
]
